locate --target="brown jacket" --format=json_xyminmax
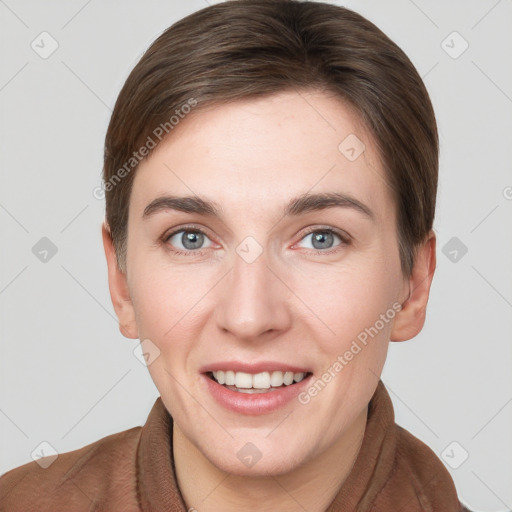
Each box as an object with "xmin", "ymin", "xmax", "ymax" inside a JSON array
[{"xmin": 0, "ymin": 380, "xmax": 473, "ymax": 511}]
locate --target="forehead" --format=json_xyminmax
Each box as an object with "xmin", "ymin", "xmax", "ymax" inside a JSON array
[{"xmin": 131, "ymin": 89, "xmax": 395, "ymax": 224}]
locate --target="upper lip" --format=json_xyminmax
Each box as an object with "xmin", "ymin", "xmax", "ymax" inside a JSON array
[{"xmin": 200, "ymin": 361, "xmax": 311, "ymax": 374}]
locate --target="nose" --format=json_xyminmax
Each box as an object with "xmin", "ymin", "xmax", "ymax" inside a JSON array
[{"xmin": 214, "ymin": 249, "xmax": 292, "ymax": 342}]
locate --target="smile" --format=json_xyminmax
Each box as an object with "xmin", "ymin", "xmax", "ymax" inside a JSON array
[
  {"xmin": 201, "ymin": 362, "xmax": 313, "ymax": 414},
  {"xmin": 209, "ymin": 370, "xmax": 309, "ymax": 393}
]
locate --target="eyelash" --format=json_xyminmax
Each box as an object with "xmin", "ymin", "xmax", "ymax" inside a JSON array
[{"xmin": 161, "ymin": 224, "xmax": 351, "ymax": 257}]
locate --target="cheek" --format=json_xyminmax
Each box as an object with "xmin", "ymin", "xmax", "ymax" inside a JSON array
[
  {"xmin": 127, "ymin": 231, "xmax": 188, "ymax": 328},
  {"xmin": 128, "ymin": 262, "xmax": 216, "ymax": 350},
  {"xmin": 130, "ymin": 278, "xmax": 173, "ymax": 338},
  {"xmin": 286, "ymin": 252, "xmax": 400, "ymax": 348}
]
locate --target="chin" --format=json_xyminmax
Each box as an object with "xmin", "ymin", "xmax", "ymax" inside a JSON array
[{"xmin": 200, "ymin": 436, "xmax": 312, "ymax": 478}]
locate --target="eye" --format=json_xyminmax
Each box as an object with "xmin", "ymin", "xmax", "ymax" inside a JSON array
[
  {"xmin": 294, "ymin": 228, "xmax": 349, "ymax": 253},
  {"xmin": 162, "ymin": 226, "xmax": 349, "ymax": 256},
  {"xmin": 164, "ymin": 227, "xmax": 214, "ymax": 254}
]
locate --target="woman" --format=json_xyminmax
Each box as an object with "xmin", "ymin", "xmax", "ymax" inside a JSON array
[{"xmin": 0, "ymin": 1, "xmax": 474, "ymax": 510}]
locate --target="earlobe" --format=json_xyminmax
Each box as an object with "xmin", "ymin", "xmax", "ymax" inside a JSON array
[
  {"xmin": 101, "ymin": 221, "xmax": 139, "ymax": 339},
  {"xmin": 390, "ymin": 230, "xmax": 436, "ymax": 342}
]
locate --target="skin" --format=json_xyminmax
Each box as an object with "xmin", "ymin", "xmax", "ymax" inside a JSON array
[{"xmin": 102, "ymin": 89, "xmax": 436, "ymax": 511}]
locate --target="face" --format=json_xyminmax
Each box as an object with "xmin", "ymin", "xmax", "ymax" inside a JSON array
[{"xmin": 115, "ymin": 89, "xmax": 414, "ymax": 476}]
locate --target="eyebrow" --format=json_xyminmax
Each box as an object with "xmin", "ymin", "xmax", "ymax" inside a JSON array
[{"xmin": 142, "ymin": 192, "xmax": 375, "ymax": 222}]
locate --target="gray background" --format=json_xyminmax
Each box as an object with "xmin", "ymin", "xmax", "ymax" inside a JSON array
[{"xmin": 1, "ymin": 0, "xmax": 511, "ymax": 509}]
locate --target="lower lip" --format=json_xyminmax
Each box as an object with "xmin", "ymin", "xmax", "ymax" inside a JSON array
[{"xmin": 202, "ymin": 373, "xmax": 312, "ymax": 415}]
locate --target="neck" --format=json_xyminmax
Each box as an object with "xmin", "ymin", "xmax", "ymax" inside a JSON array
[{"xmin": 173, "ymin": 405, "xmax": 368, "ymax": 511}]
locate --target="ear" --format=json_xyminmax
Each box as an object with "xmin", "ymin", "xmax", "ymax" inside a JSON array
[
  {"xmin": 390, "ymin": 230, "xmax": 436, "ymax": 342},
  {"xmin": 101, "ymin": 221, "xmax": 139, "ymax": 339}
]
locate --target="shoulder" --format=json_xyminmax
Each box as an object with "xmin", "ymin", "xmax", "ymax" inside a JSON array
[
  {"xmin": 393, "ymin": 426, "xmax": 480, "ymax": 511},
  {"xmin": 381, "ymin": 423, "xmax": 464, "ymax": 510},
  {"xmin": 0, "ymin": 426, "xmax": 142, "ymax": 512}
]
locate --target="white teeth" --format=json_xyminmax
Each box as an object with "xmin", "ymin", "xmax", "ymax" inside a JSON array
[
  {"xmin": 283, "ymin": 371, "xmax": 294, "ymax": 385},
  {"xmin": 270, "ymin": 371, "xmax": 284, "ymax": 387},
  {"xmin": 235, "ymin": 372, "xmax": 253, "ymax": 389},
  {"xmin": 253, "ymin": 372, "xmax": 271, "ymax": 389},
  {"xmin": 225, "ymin": 370, "xmax": 235, "ymax": 385},
  {"xmin": 211, "ymin": 370, "xmax": 307, "ymax": 389}
]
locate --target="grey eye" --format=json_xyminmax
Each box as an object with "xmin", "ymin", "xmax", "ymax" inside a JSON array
[
  {"xmin": 297, "ymin": 230, "xmax": 342, "ymax": 251},
  {"xmin": 168, "ymin": 230, "xmax": 213, "ymax": 251}
]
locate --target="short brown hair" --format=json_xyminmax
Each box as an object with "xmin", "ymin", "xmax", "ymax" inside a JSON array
[{"xmin": 103, "ymin": 0, "xmax": 438, "ymax": 278}]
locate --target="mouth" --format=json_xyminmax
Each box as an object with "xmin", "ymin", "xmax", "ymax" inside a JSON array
[
  {"xmin": 207, "ymin": 370, "xmax": 312, "ymax": 394},
  {"xmin": 200, "ymin": 362, "xmax": 314, "ymax": 415}
]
